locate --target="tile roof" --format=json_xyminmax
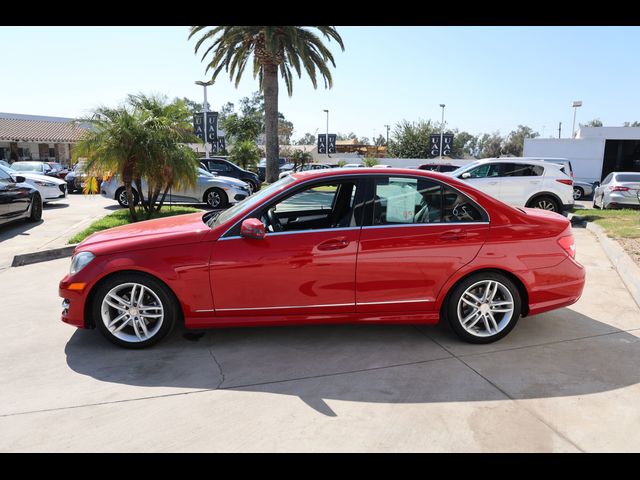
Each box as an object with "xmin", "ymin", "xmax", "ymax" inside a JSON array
[{"xmin": 0, "ymin": 113, "xmax": 89, "ymax": 143}]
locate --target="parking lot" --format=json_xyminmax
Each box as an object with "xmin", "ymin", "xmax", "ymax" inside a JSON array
[{"xmin": 1, "ymin": 226, "xmax": 640, "ymax": 452}]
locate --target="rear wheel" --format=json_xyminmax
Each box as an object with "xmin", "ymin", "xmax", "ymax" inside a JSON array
[
  {"xmin": 447, "ymin": 272, "xmax": 522, "ymax": 344},
  {"xmin": 204, "ymin": 188, "xmax": 228, "ymax": 209},
  {"xmin": 93, "ymin": 272, "xmax": 178, "ymax": 349},
  {"xmin": 27, "ymin": 193, "xmax": 42, "ymax": 222},
  {"xmin": 528, "ymin": 195, "xmax": 560, "ymax": 213},
  {"xmin": 573, "ymin": 187, "xmax": 584, "ymax": 200},
  {"xmin": 116, "ymin": 188, "xmax": 139, "ymax": 208}
]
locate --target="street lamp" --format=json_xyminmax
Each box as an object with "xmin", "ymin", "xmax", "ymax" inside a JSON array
[
  {"xmin": 571, "ymin": 100, "xmax": 582, "ymax": 139},
  {"xmin": 439, "ymin": 104, "xmax": 446, "ymax": 159},
  {"xmin": 323, "ymin": 109, "xmax": 329, "ymax": 159},
  {"xmin": 384, "ymin": 124, "xmax": 390, "ymax": 146},
  {"xmin": 195, "ymin": 80, "xmax": 214, "ymax": 159}
]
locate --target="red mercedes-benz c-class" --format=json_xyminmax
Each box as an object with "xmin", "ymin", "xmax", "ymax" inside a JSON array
[{"xmin": 59, "ymin": 168, "xmax": 585, "ymax": 348}]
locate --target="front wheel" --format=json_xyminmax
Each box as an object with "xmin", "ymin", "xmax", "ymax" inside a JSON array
[
  {"xmin": 528, "ymin": 195, "xmax": 560, "ymax": 213},
  {"xmin": 27, "ymin": 193, "xmax": 42, "ymax": 222},
  {"xmin": 447, "ymin": 272, "xmax": 522, "ymax": 344},
  {"xmin": 93, "ymin": 273, "xmax": 178, "ymax": 349},
  {"xmin": 573, "ymin": 187, "xmax": 584, "ymax": 200},
  {"xmin": 204, "ymin": 188, "xmax": 228, "ymax": 209}
]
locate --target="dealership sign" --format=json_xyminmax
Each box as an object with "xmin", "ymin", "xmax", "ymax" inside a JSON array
[
  {"xmin": 429, "ymin": 133, "xmax": 454, "ymax": 157},
  {"xmin": 317, "ymin": 134, "xmax": 337, "ymax": 154},
  {"xmin": 193, "ymin": 112, "xmax": 219, "ymax": 142}
]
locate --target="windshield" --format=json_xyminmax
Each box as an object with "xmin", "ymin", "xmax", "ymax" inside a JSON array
[
  {"xmin": 616, "ymin": 174, "xmax": 640, "ymax": 182},
  {"xmin": 0, "ymin": 164, "xmax": 17, "ymax": 175},
  {"xmin": 198, "ymin": 167, "xmax": 215, "ymax": 177},
  {"xmin": 209, "ymin": 176, "xmax": 296, "ymax": 227},
  {"xmin": 450, "ymin": 160, "xmax": 481, "ymax": 176},
  {"xmin": 11, "ymin": 162, "xmax": 43, "ymax": 172}
]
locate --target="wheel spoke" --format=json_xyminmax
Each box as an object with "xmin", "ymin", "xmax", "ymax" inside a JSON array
[
  {"xmin": 481, "ymin": 314, "xmax": 492, "ymax": 332},
  {"xmin": 137, "ymin": 286, "xmax": 145, "ymax": 306},
  {"xmin": 487, "ymin": 312, "xmax": 499, "ymax": 332},
  {"xmin": 461, "ymin": 297, "xmax": 477, "ymax": 308},
  {"xmin": 137, "ymin": 319, "xmax": 149, "ymax": 338},
  {"xmin": 139, "ymin": 313, "xmax": 163, "ymax": 319},
  {"xmin": 107, "ymin": 312, "xmax": 128, "ymax": 329},
  {"xmin": 129, "ymin": 285, "xmax": 137, "ymax": 305},
  {"xmin": 463, "ymin": 291, "xmax": 482, "ymax": 304},
  {"xmin": 461, "ymin": 309, "xmax": 480, "ymax": 325},
  {"xmin": 107, "ymin": 292, "xmax": 129, "ymax": 308},
  {"xmin": 104, "ymin": 299, "xmax": 127, "ymax": 312},
  {"xmin": 112, "ymin": 316, "xmax": 132, "ymax": 333},
  {"xmin": 491, "ymin": 308, "xmax": 513, "ymax": 313},
  {"xmin": 487, "ymin": 282, "xmax": 499, "ymax": 301},
  {"xmin": 131, "ymin": 318, "xmax": 144, "ymax": 340},
  {"xmin": 481, "ymin": 281, "xmax": 493, "ymax": 301}
]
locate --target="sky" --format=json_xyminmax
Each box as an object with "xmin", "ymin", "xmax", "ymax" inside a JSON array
[{"xmin": 2, "ymin": 26, "xmax": 640, "ymax": 142}]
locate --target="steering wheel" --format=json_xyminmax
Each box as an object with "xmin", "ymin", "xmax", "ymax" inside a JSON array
[
  {"xmin": 266, "ymin": 208, "xmax": 283, "ymax": 232},
  {"xmin": 452, "ymin": 203, "xmax": 474, "ymax": 221}
]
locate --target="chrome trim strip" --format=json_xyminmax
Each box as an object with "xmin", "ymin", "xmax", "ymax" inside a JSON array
[
  {"xmin": 216, "ymin": 302, "xmax": 354, "ymax": 312},
  {"xmin": 194, "ymin": 309, "xmax": 215, "ymax": 312},
  {"xmin": 362, "ymin": 222, "xmax": 489, "ymax": 230},
  {"xmin": 219, "ymin": 226, "xmax": 362, "ymax": 241},
  {"xmin": 357, "ymin": 299, "xmax": 433, "ymax": 305}
]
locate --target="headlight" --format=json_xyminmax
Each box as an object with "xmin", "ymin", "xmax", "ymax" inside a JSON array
[
  {"xmin": 33, "ymin": 180, "xmax": 57, "ymax": 187},
  {"xmin": 70, "ymin": 252, "xmax": 95, "ymax": 275}
]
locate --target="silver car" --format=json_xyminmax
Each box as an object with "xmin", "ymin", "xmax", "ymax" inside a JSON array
[
  {"xmin": 101, "ymin": 167, "xmax": 250, "ymax": 209},
  {"xmin": 593, "ymin": 172, "xmax": 640, "ymax": 209},
  {"xmin": 572, "ymin": 180, "xmax": 594, "ymax": 200}
]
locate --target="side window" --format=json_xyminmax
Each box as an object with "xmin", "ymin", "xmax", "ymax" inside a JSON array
[
  {"xmin": 442, "ymin": 187, "xmax": 487, "ymax": 223},
  {"xmin": 465, "ymin": 164, "xmax": 501, "ymax": 178},
  {"xmin": 503, "ymin": 163, "xmax": 544, "ymax": 177},
  {"xmin": 373, "ymin": 177, "xmax": 442, "ymax": 225},
  {"xmin": 275, "ymin": 184, "xmax": 339, "ymax": 213},
  {"xmin": 210, "ymin": 161, "xmax": 232, "ymax": 172},
  {"xmin": 0, "ymin": 168, "xmax": 11, "ymax": 182}
]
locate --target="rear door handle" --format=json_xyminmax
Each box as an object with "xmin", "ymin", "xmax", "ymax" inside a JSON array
[
  {"xmin": 440, "ymin": 230, "xmax": 467, "ymax": 241},
  {"xmin": 318, "ymin": 238, "xmax": 350, "ymax": 251}
]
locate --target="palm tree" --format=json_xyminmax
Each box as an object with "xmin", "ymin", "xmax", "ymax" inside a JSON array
[{"xmin": 189, "ymin": 26, "xmax": 344, "ymax": 183}]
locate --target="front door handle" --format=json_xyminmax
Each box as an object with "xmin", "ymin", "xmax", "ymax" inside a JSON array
[
  {"xmin": 317, "ymin": 238, "xmax": 350, "ymax": 251},
  {"xmin": 440, "ymin": 230, "xmax": 467, "ymax": 241}
]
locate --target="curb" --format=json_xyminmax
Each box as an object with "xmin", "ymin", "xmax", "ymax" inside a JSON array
[
  {"xmin": 11, "ymin": 245, "xmax": 77, "ymax": 268},
  {"xmin": 576, "ymin": 219, "xmax": 640, "ymax": 309}
]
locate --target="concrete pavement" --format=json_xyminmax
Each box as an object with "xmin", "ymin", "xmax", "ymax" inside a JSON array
[
  {"xmin": 0, "ymin": 193, "xmax": 117, "ymax": 269},
  {"xmin": 1, "ymin": 228, "xmax": 640, "ymax": 451}
]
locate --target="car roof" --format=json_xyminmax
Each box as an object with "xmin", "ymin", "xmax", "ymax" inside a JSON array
[
  {"xmin": 470, "ymin": 158, "xmax": 558, "ymax": 168},
  {"xmin": 291, "ymin": 167, "xmax": 459, "ymax": 181}
]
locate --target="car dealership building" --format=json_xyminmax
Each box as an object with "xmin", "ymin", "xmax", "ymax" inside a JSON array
[
  {"xmin": 524, "ymin": 127, "xmax": 640, "ymax": 183},
  {"xmin": 0, "ymin": 112, "xmax": 88, "ymax": 167}
]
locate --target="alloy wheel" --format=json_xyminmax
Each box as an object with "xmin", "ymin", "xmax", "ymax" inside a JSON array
[
  {"xmin": 456, "ymin": 280, "xmax": 515, "ymax": 338},
  {"xmin": 207, "ymin": 190, "xmax": 221, "ymax": 208},
  {"xmin": 535, "ymin": 199, "xmax": 557, "ymax": 211}
]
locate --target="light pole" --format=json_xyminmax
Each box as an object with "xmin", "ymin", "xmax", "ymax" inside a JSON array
[
  {"xmin": 571, "ymin": 100, "xmax": 582, "ymax": 138},
  {"xmin": 195, "ymin": 80, "xmax": 214, "ymax": 159},
  {"xmin": 439, "ymin": 104, "xmax": 446, "ymax": 159},
  {"xmin": 323, "ymin": 109, "xmax": 329, "ymax": 159},
  {"xmin": 384, "ymin": 124, "xmax": 390, "ymax": 146}
]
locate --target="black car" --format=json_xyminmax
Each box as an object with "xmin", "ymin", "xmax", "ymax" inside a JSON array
[
  {"xmin": 200, "ymin": 157, "xmax": 262, "ymax": 193},
  {"xmin": 0, "ymin": 167, "xmax": 42, "ymax": 226},
  {"xmin": 257, "ymin": 158, "xmax": 289, "ymax": 182},
  {"xmin": 417, "ymin": 163, "xmax": 461, "ymax": 173}
]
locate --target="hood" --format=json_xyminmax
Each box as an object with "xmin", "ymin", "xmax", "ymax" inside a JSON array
[
  {"xmin": 19, "ymin": 172, "xmax": 66, "ymax": 185},
  {"xmin": 76, "ymin": 212, "xmax": 210, "ymax": 255}
]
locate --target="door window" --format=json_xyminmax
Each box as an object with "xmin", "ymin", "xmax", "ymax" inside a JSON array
[
  {"xmin": 465, "ymin": 163, "xmax": 501, "ymax": 178},
  {"xmin": 209, "ymin": 161, "xmax": 232, "ymax": 172}
]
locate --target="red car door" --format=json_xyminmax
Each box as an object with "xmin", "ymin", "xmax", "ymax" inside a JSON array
[
  {"xmin": 356, "ymin": 175, "xmax": 490, "ymax": 313},
  {"xmin": 210, "ymin": 179, "xmax": 363, "ymax": 317}
]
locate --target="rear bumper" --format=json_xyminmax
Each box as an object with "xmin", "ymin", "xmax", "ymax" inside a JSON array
[{"xmin": 526, "ymin": 256, "xmax": 585, "ymax": 316}]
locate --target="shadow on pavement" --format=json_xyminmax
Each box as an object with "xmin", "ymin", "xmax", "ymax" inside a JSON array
[
  {"xmin": 43, "ymin": 202, "xmax": 69, "ymax": 209},
  {"xmin": 0, "ymin": 219, "xmax": 44, "ymax": 242},
  {"xmin": 65, "ymin": 309, "xmax": 640, "ymax": 415}
]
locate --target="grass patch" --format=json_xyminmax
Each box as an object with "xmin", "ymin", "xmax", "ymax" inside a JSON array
[
  {"xmin": 571, "ymin": 207, "xmax": 640, "ymax": 238},
  {"xmin": 69, "ymin": 206, "xmax": 201, "ymax": 244}
]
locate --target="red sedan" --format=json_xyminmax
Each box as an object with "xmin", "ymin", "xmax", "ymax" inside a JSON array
[{"xmin": 59, "ymin": 168, "xmax": 585, "ymax": 348}]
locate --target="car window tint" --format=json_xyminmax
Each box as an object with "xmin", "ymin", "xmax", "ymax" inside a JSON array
[
  {"xmin": 602, "ymin": 173, "xmax": 613, "ymax": 184},
  {"xmin": 373, "ymin": 177, "xmax": 443, "ymax": 225},
  {"xmin": 442, "ymin": 187, "xmax": 487, "ymax": 222},
  {"xmin": 467, "ymin": 164, "xmax": 501, "ymax": 178},
  {"xmin": 275, "ymin": 184, "xmax": 339, "ymax": 213},
  {"xmin": 210, "ymin": 161, "xmax": 232, "ymax": 172},
  {"xmin": 503, "ymin": 163, "xmax": 544, "ymax": 177},
  {"xmin": 616, "ymin": 174, "xmax": 640, "ymax": 182}
]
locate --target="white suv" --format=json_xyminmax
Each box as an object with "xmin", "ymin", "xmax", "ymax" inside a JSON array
[{"xmin": 449, "ymin": 158, "xmax": 574, "ymax": 213}]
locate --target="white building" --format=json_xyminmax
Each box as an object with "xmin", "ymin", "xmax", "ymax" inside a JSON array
[{"xmin": 524, "ymin": 127, "xmax": 640, "ymax": 183}]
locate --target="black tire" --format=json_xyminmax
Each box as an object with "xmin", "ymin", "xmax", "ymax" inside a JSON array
[
  {"xmin": 204, "ymin": 188, "xmax": 228, "ymax": 209},
  {"xmin": 116, "ymin": 187, "xmax": 139, "ymax": 208},
  {"xmin": 527, "ymin": 195, "xmax": 560, "ymax": 213},
  {"xmin": 92, "ymin": 272, "xmax": 178, "ymax": 349},
  {"xmin": 246, "ymin": 180, "xmax": 258, "ymax": 194},
  {"xmin": 592, "ymin": 195, "xmax": 600, "ymax": 209},
  {"xmin": 447, "ymin": 272, "xmax": 522, "ymax": 344},
  {"xmin": 27, "ymin": 193, "xmax": 42, "ymax": 222},
  {"xmin": 573, "ymin": 187, "xmax": 584, "ymax": 200}
]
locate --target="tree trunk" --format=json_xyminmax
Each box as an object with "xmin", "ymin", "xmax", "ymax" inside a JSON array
[
  {"xmin": 135, "ymin": 178, "xmax": 147, "ymax": 213},
  {"xmin": 263, "ymin": 63, "xmax": 279, "ymax": 183},
  {"xmin": 156, "ymin": 184, "xmax": 171, "ymax": 213},
  {"xmin": 122, "ymin": 166, "xmax": 137, "ymax": 222}
]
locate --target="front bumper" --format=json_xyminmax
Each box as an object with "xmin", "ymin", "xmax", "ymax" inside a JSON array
[
  {"xmin": 43, "ymin": 184, "xmax": 67, "ymax": 202},
  {"xmin": 224, "ymin": 185, "xmax": 250, "ymax": 204}
]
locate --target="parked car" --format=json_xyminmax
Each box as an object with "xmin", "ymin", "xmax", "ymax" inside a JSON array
[
  {"xmin": 257, "ymin": 158, "xmax": 288, "ymax": 181},
  {"xmin": 45, "ymin": 162, "xmax": 70, "ymax": 180},
  {"xmin": 200, "ymin": 158, "xmax": 261, "ymax": 193},
  {"xmin": 593, "ymin": 172, "xmax": 640, "ymax": 209},
  {"xmin": 571, "ymin": 180, "xmax": 594, "ymax": 200},
  {"xmin": 418, "ymin": 163, "xmax": 461, "ymax": 173},
  {"xmin": 10, "ymin": 161, "xmax": 55, "ymax": 177},
  {"xmin": 0, "ymin": 167, "xmax": 42, "ymax": 225},
  {"xmin": 0, "ymin": 164, "xmax": 67, "ymax": 204},
  {"xmin": 64, "ymin": 161, "xmax": 104, "ymax": 193},
  {"xmin": 278, "ymin": 162, "xmax": 332, "ymax": 179},
  {"xmin": 536, "ymin": 158, "xmax": 574, "ymax": 179},
  {"xmin": 100, "ymin": 167, "xmax": 250, "ymax": 209},
  {"xmin": 0, "ymin": 160, "xmax": 11, "ymax": 168},
  {"xmin": 59, "ymin": 167, "xmax": 585, "ymax": 349},
  {"xmin": 342, "ymin": 163, "xmax": 364, "ymax": 168},
  {"xmin": 449, "ymin": 158, "xmax": 574, "ymax": 213}
]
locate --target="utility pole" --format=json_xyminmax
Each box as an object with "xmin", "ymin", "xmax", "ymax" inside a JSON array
[
  {"xmin": 195, "ymin": 80, "xmax": 214, "ymax": 159},
  {"xmin": 558, "ymin": 121, "xmax": 562, "ymax": 139},
  {"xmin": 572, "ymin": 100, "xmax": 582, "ymax": 138},
  {"xmin": 439, "ymin": 104, "xmax": 446, "ymax": 159},
  {"xmin": 384, "ymin": 124, "xmax": 390, "ymax": 146},
  {"xmin": 323, "ymin": 109, "xmax": 329, "ymax": 159}
]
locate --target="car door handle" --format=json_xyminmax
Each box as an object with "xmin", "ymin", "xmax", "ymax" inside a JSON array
[
  {"xmin": 440, "ymin": 230, "xmax": 467, "ymax": 241},
  {"xmin": 317, "ymin": 238, "xmax": 350, "ymax": 251},
  {"xmin": 487, "ymin": 181, "xmax": 499, "ymax": 185},
  {"xmin": 529, "ymin": 180, "xmax": 540, "ymax": 184}
]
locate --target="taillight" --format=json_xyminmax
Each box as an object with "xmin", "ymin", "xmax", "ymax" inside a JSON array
[
  {"xmin": 557, "ymin": 235, "xmax": 576, "ymax": 259},
  {"xmin": 610, "ymin": 186, "xmax": 630, "ymax": 192},
  {"xmin": 556, "ymin": 179, "xmax": 573, "ymax": 186}
]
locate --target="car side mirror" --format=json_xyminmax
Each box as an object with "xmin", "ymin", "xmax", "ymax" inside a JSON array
[
  {"xmin": 593, "ymin": 181, "xmax": 600, "ymax": 187},
  {"xmin": 240, "ymin": 218, "xmax": 266, "ymax": 240},
  {"xmin": 14, "ymin": 175, "xmax": 26, "ymax": 183},
  {"xmin": 461, "ymin": 172, "xmax": 471, "ymax": 179}
]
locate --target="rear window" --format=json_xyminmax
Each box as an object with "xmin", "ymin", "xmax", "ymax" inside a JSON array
[{"xmin": 616, "ymin": 174, "xmax": 640, "ymax": 182}]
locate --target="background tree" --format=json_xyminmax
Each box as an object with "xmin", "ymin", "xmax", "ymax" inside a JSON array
[
  {"xmin": 450, "ymin": 130, "xmax": 476, "ymax": 158},
  {"xmin": 363, "ymin": 156, "xmax": 379, "ymax": 167},
  {"xmin": 229, "ymin": 140, "xmax": 261, "ymax": 170},
  {"xmin": 291, "ymin": 150, "xmax": 312, "ymax": 169},
  {"xmin": 501, "ymin": 125, "xmax": 539, "ymax": 157},
  {"xmin": 373, "ymin": 134, "xmax": 387, "ymax": 146},
  {"xmin": 174, "ymin": 97, "xmax": 209, "ymax": 115},
  {"xmin": 624, "ymin": 121, "xmax": 640, "ymax": 127},
  {"xmin": 295, "ymin": 132, "xmax": 317, "ymax": 145},
  {"xmin": 387, "ymin": 119, "xmax": 436, "ymax": 158},
  {"xmin": 580, "ymin": 119, "xmax": 603, "ymax": 128},
  {"xmin": 190, "ymin": 26, "xmax": 344, "ymax": 183},
  {"xmin": 479, "ymin": 131, "xmax": 505, "ymax": 158}
]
